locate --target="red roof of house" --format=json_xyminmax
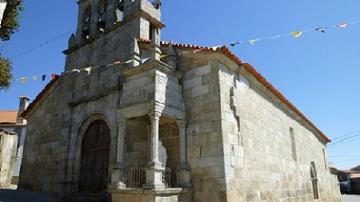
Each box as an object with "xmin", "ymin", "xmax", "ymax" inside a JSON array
[
  {"xmin": 0, "ymin": 111, "xmax": 18, "ymax": 124},
  {"xmin": 22, "ymin": 40, "xmax": 331, "ymax": 143}
]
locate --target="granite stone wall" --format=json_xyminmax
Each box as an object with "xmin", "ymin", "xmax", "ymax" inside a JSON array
[
  {"xmin": 181, "ymin": 61, "xmax": 227, "ymax": 202},
  {"xmin": 216, "ymin": 59, "xmax": 341, "ymax": 202}
]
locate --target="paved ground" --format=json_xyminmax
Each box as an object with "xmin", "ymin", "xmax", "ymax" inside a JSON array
[
  {"xmin": 0, "ymin": 189, "xmax": 58, "ymax": 202},
  {"xmin": 342, "ymin": 194, "xmax": 360, "ymax": 202},
  {"xmin": 0, "ymin": 189, "xmax": 359, "ymax": 202}
]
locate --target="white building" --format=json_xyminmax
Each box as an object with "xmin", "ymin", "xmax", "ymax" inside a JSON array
[
  {"xmin": 0, "ymin": 0, "xmax": 7, "ymax": 26},
  {"xmin": 0, "ymin": 96, "xmax": 29, "ymax": 188}
]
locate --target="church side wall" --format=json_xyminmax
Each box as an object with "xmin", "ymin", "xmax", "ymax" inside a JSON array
[
  {"xmin": 217, "ymin": 61, "xmax": 341, "ymax": 202},
  {"xmin": 181, "ymin": 60, "xmax": 227, "ymax": 202}
]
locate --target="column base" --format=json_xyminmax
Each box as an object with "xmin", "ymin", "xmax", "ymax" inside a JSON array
[
  {"xmin": 111, "ymin": 165, "xmax": 126, "ymax": 189},
  {"xmin": 143, "ymin": 164, "xmax": 165, "ymax": 190},
  {"xmin": 177, "ymin": 164, "xmax": 191, "ymax": 188}
]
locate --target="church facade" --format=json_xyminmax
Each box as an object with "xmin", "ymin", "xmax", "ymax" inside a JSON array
[{"xmin": 19, "ymin": 0, "xmax": 341, "ymax": 201}]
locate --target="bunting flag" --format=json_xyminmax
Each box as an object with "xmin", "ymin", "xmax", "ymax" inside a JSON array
[
  {"xmin": 291, "ymin": 31, "xmax": 303, "ymax": 38},
  {"xmin": 249, "ymin": 39, "xmax": 260, "ymax": 45},
  {"xmin": 42, "ymin": 75, "xmax": 46, "ymax": 81},
  {"xmin": 228, "ymin": 20, "xmax": 360, "ymax": 48},
  {"xmin": 20, "ymin": 77, "xmax": 28, "ymax": 83},
  {"xmin": 315, "ymin": 27, "xmax": 326, "ymax": 33},
  {"xmin": 51, "ymin": 74, "xmax": 57, "ymax": 79},
  {"xmin": 83, "ymin": 67, "xmax": 92, "ymax": 75},
  {"xmin": 230, "ymin": 41, "xmax": 240, "ymax": 47},
  {"xmin": 32, "ymin": 76, "xmax": 38, "ymax": 81},
  {"xmin": 337, "ymin": 23, "xmax": 348, "ymax": 29}
]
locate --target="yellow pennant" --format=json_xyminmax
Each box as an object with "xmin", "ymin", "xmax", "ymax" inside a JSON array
[{"xmin": 292, "ymin": 32, "xmax": 303, "ymax": 38}]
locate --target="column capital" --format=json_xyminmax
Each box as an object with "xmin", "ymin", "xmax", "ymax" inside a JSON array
[
  {"xmin": 176, "ymin": 119, "xmax": 187, "ymax": 128},
  {"xmin": 117, "ymin": 117, "xmax": 127, "ymax": 125},
  {"xmin": 148, "ymin": 111, "xmax": 162, "ymax": 120}
]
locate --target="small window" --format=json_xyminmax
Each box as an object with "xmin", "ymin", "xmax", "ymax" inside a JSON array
[
  {"xmin": 322, "ymin": 148, "xmax": 327, "ymax": 170},
  {"xmin": 114, "ymin": 0, "xmax": 124, "ymax": 22},
  {"xmin": 82, "ymin": 6, "xmax": 92, "ymax": 39},
  {"xmin": 149, "ymin": 24, "xmax": 154, "ymax": 40},
  {"xmin": 98, "ymin": 0, "xmax": 107, "ymax": 31},
  {"xmin": 310, "ymin": 162, "xmax": 319, "ymax": 199},
  {"xmin": 289, "ymin": 127, "xmax": 297, "ymax": 161}
]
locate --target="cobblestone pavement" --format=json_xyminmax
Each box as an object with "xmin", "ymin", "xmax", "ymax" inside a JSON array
[
  {"xmin": 342, "ymin": 194, "xmax": 360, "ymax": 202},
  {"xmin": 0, "ymin": 189, "xmax": 58, "ymax": 202}
]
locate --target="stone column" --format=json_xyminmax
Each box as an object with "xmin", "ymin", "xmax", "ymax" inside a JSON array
[
  {"xmin": 112, "ymin": 118, "xmax": 126, "ymax": 189},
  {"xmin": 176, "ymin": 119, "xmax": 191, "ymax": 188},
  {"xmin": 151, "ymin": 27, "xmax": 162, "ymax": 61},
  {"xmin": 144, "ymin": 111, "xmax": 165, "ymax": 189}
]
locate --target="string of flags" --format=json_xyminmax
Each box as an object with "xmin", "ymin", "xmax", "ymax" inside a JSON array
[
  {"xmin": 228, "ymin": 21, "xmax": 360, "ymax": 47},
  {"xmin": 11, "ymin": 56, "xmax": 167, "ymax": 84},
  {"xmin": 11, "ymin": 20, "xmax": 360, "ymax": 84}
]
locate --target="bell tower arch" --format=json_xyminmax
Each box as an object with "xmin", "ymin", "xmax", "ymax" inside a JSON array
[{"xmin": 64, "ymin": 0, "xmax": 165, "ymax": 71}]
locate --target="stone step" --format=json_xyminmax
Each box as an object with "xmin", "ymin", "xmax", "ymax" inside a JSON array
[{"xmin": 62, "ymin": 193, "xmax": 111, "ymax": 202}]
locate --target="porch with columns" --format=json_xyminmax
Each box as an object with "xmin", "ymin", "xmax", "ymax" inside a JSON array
[{"xmin": 111, "ymin": 103, "xmax": 191, "ymax": 191}]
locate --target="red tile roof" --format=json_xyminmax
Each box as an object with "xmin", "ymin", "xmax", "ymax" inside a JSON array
[
  {"xmin": 22, "ymin": 40, "xmax": 331, "ymax": 143},
  {"xmin": 0, "ymin": 111, "xmax": 18, "ymax": 124}
]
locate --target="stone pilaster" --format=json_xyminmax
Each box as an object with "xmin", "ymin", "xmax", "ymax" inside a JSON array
[
  {"xmin": 151, "ymin": 27, "xmax": 162, "ymax": 60},
  {"xmin": 144, "ymin": 111, "xmax": 165, "ymax": 189},
  {"xmin": 176, "ymin": 119, "xmax": 191, "ymax": 188},
  {"xmin": 112, "ymin": 118, "xmax": 126, "ymax": 189}
]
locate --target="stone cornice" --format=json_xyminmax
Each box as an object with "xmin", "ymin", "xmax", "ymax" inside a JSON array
[{"xmin": 122, "ymin": 59, "xmax": 181, "ymax": 78}]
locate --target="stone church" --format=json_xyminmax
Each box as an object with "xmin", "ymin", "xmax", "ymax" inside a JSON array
[{"xmin": 19, "ymin": 0, "xmax": 341, "ymax": 201}]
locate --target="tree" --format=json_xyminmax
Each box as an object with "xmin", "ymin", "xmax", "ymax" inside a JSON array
[
  {"xmin": 0, "ymin": 0, "xmax": 23, "ymax": 41},
  {"xmin": 0, "ymin": 0, "xmax": 23, "ymax": 90}
]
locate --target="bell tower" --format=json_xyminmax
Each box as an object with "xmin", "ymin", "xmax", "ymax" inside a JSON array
[{"xmin": 64, "ymin": 0, "xmax": 164, "ymax": 71}]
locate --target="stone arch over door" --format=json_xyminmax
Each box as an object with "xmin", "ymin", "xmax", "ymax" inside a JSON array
[{"xmin": 79, "ymin": 120, "xmax": 110, "ymax": 193}]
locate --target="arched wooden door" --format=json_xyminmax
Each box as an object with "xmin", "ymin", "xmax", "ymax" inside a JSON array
[{"xmin": 79, "ymin": 120, "xmax": 110, "ymax": 193}]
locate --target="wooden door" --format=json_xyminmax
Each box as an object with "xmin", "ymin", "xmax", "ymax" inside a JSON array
[{"xmin": 79, "ymin": 120, "xmax": 110, "ymax": 193}]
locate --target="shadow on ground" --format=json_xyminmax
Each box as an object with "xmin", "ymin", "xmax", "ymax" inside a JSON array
[{"xmin": 0, "ymin": 189, "xmax": 58, "ymax": 202}]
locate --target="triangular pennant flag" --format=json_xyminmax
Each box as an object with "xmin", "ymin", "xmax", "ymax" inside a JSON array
[
  {"xmin": 292, "ymin": 31, "xmax": 303, "ymax": 38},
  {"xmin": 249, "ymin": 39, "xmax": 260, "ymax": 45},
  {"xmin": 20, "ymin": 77, "xmax": 28, "ymax": 83},
  {"xmin": 113, "ymin": 60, "xmax": 122, "ymax": 65},
  {"xmin": 72, "ymin": 69, "xmax": 81, "ymax": 73},
  {"xmin": 32, "ymin": 76, "xmax": 38, "ymax": 81},
  {"xmin": 230, "ymin": 41, "xmax": 240, "ymax": 47},
  {"xmin": 141, "ymin": 57, "xmax": 151, "ymax": 64},
  {"xmin": 51, "ymin": 74, "xmax": 57, "ymax": 79},
  {"xmin": 315, "ymin": 27, "xmax": 326, "ymax": 33},
  {"xmin": 42, "ymin": 75, "xmax": 46, "ymax": 81},
  {"xmin": 338, "ymin": 23, "xmax": 348, "ymax": 29},
  {"xmin": 160, "ymin": 54, "xmax": 167, "ymax": 59},
  {"xmin": 83, "ymin": 67, "xmax": 92, "ymax": 75},
  {"xmin": 211, "ymin": 46, "xmax": 220, "ymax": 51}
]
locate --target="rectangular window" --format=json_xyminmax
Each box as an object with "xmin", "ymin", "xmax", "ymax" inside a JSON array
[
  {"xmin": 323, "ymin": 148, "xmax": 327, "ymax": 170},
  {"xmin": 290, "ymin": 127, "xmax": 297, "ymax": 161}
]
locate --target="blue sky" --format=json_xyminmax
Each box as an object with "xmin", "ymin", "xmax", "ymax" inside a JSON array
[{"xmin": 1, "ymin": 0, "xmax": 359, "ymax": 169}]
